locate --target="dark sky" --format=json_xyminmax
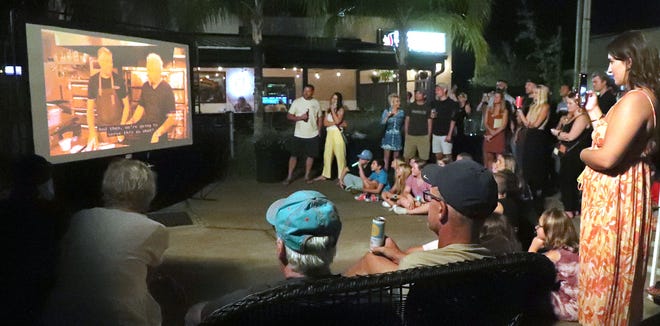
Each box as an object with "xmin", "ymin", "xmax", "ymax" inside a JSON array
[{"xmin": 453, "ymin": 0, "xmax": 660, "ymax": 88}]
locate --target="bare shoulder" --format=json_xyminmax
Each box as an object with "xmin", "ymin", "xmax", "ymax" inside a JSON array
[
  {"xmin": 612, "ymin": 90, "xmax": 655, "ymax": 120},
  {"xmin": 544, "ymin": 249, "xmax": 561, "ymax": 263}
]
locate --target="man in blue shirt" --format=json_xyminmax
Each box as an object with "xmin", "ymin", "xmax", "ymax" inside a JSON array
[{"xmin": 354, "ymin": 159, "xmax": 389, "ymax": 202}]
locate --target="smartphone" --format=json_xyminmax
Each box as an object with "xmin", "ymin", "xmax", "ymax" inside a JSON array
[{"xmin": 578, "ymin": 73, "xmax": 588, "ymax": 108}]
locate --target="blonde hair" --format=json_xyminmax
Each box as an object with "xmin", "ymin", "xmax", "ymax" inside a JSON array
[
  {"xmin": 393, "ymin": 163, "xmax": 412, "ymax": 195},
  {"xmin": 539, "ymin": 208, "xmax": 578, "ymax": 250},
  {"xmin": 387, "ymin": 93, "xmax": 399, "ymax": 107},
  {"xmin": 146, "ymin": 53, "xmax": 163, "ymax": 68},
  {"xmin": 97, "ymin": 47, "xmax": 112, "ymax": 58}
]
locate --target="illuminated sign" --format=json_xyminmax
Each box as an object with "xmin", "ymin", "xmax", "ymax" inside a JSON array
[
  {"xmin": 3, "ymin": 65, "xmax": 23, "ymax": 75},
  {"xmin": 382, "ymin": 31, "xmax": 446, "ymax": 54}
]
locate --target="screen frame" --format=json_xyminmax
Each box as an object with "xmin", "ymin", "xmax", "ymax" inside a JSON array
[{"xmin": 26, "ymin": 23, "xmax": 193, "ymax": 164}]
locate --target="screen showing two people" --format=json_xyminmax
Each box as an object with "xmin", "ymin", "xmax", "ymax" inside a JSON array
[{"xmin": 27, "ymin": 24, "xmax": 192, "ymax": 164}]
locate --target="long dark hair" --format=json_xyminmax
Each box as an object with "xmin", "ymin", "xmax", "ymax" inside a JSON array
[
  {"xmin": 607, "ymin": 30, "xmax": 660, "ymax": 95},
  {"xmin": 331, "ymin": 92, "xmax": 344, "ymax": 110}
]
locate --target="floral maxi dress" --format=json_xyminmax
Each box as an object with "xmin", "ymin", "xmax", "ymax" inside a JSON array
[{"xmin": 577, "ymin": 90, "xmax": 655, "ymax": 325}]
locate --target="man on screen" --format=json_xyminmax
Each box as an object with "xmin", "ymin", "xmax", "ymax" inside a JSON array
[
  {"xmin": 86, "ymin": 47, "xmax": 130, "ymax": 150},
  {"xmin": 127, "ymin": 53, "xmax": 177, "ymax": 143}
]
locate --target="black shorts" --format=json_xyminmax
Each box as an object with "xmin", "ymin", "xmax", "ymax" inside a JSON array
[{"xmin": 288, "ymin": 136, "xmax": 320, "ymax": 158}]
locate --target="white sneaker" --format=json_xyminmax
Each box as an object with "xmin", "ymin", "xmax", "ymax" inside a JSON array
[
  {"xmin": 393, "ymin": 206, "xmax": 408, "ymax": 215},
  {"xmin": 382, "ymin": 201, "xmax": 391, "ymax": 208}
]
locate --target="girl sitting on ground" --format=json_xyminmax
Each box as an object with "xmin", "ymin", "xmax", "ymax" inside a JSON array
[
  {"xmin": 528, "ymin": 208, "xmax": 579, "ymax": 322},
  {"xmin": 391, "ymin": 158, "xmax": 431, "ymax": 215},
  {"xmin": 381, "ymin": 163, "xmax": 411, "ymax": 209}
]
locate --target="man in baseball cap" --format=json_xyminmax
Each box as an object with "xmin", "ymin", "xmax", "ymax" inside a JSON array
[
  {"xmin": 187, "ymin": 190, "xmax": 342, "ymax": 323},
  {"xmin": 338, "ymin": 149, "xmax": 373, "ymax": 191},
  {"xmin": 345, "ymin": 160, "xmax": 496, "ymax": 275}
]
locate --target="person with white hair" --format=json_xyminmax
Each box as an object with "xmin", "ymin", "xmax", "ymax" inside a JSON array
[
  {"xmin": 43, "ymin": 159, "xmax": 168, "ymax": 326},
  {"xmin": 128, "ymin": 53, "xmax": 178, "ymax": 143},
  {"xmin": 186, "ymin": 190, "xmax": 342, "ymax": 325}
]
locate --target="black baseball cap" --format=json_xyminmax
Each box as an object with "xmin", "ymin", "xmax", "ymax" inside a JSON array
[{"xmin": 421, "ymin": 160, "xmax": 497, "ymax": 219}]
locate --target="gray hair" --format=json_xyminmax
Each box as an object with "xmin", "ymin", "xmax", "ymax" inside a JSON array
[
  {"xmin": 284, "ymin": 236, "xmax": 336, "ymax": 277},
  {"xmin": 102, "ymin": 159, "xmax": 156, "ymax": 213}
]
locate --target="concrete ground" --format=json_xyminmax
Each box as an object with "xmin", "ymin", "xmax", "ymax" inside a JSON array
[{"xmin": 155, "ymin": 172, "xmax": 660, "ymax": 325}]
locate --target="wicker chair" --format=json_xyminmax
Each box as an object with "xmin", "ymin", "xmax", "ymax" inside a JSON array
[{"xmin": 200, "ymin": 252, "xmax": 557, "ymax": 326}]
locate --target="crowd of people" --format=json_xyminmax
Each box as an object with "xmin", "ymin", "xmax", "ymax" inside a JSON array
[{"xmin": 7, "ymin": 30, "xmax": 659, "ymax": 326}]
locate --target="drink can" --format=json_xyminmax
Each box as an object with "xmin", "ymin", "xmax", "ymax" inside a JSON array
[{"xmin": 370, "ymin": 216, "xmax": 386, "ymax": 249}]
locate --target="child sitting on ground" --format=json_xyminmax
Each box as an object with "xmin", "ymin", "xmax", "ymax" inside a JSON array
[
  {"xmin": 392, "ymin": 158, "xmax": 431, "ymax": 215},
  {"xmin": 354, "ymin": 159, "xmax": 389, "ymax": 202},
  {"xmin": 381, "ymin": 163, "xmax": 412, "ymax": 209},
  {"xmin": 528, "ymin": 208, "xmax": 579, "ymax": 322}
]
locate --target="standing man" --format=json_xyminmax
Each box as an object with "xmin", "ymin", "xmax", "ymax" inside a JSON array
[
  {"xmin": 555, "ymin": 83, "xmax": 571, "ymax": 116},
  {"xmin": 429, "ymin": 83, "xmax": 459, "ymax": 163},
  {"xmin": 86, "ymin": 47, "xmax": 130, "ymax": 150},
  {"xmin": 403, "ymin": 89, "xmax": 432, "ymax": 162},
  {"xmin": 129, "ymin": 53, "xmax": 177, "ymax": 144},
  {"xmin": 591, "ymin": 72, "xmax": 616, "ymax": 115},
  {"xmin": 284, "ymin": 84, "xmax": 322, "ymax": 185}
]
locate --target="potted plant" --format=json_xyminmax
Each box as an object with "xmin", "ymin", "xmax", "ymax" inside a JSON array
[{"xmin": 253, "ymin": 128, "xmax": 291, "ymax": 182}]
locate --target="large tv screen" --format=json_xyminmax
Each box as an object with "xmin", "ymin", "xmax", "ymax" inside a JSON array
[{"xmin": 26, "ymin": 23, "xmax": 192, "ymax": 164}]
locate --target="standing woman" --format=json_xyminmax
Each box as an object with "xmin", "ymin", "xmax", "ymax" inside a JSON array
[
  {"xmin": 550, "ymin": 92, "xmax": 591, "ymax": 218},
  {"xmin": 380, "ymin": 93, "xmax": 405, "ymax": 171},
  {"xmin": 483, "ymin": 91, "xmax": 509, "ymax": 169},
  {"xmin": 578, "ymin": 30, "xmax": 660, "ymax": 325},
  {"xmin": 314, "ymin": 92, "xmax": 346, "ymax": 182},
  {"xmin": 454, "ymin": 92, "xmax": 472, "ymax": 157},
  {"xmin": 516, "ymin": 85, "xmax": 551, "ymax": 199}
]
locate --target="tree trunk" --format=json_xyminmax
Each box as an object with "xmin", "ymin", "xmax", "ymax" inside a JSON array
[{"xmin": 253, "ymin": 42, "xmax": 264, "ymax": 138}]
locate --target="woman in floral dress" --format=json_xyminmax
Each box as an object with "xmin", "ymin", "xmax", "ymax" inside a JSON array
[{"xmin": 578, "ymin": 30, "xmax": 660, "ymax": 325}]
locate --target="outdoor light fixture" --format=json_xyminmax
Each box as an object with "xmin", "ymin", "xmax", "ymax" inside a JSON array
[
  {"xmin": 217, "ymin": 66, "xmax": 223, "ymax": 71},
  {"xmin": 314, "ymin": 73, "xmax": 320, "ymax": 79},
  {"xmin": 336, "ymin": 72, "xmax": 341, "ymax": 77}
]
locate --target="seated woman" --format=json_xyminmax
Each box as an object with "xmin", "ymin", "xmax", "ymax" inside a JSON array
[
  {"xmin": 479, "ymin": 213, "xmax": 522, "ymax": 255},
  {"xmin": 392, "ymin": 158, "xmax": 431, "ymax": 215},
  {"xmin": 528, "ymin": 208, "xmax": 579, "ymax": 322},
  {"xmin": 43, "ymin": 159, "xmax": 168, "ymax": 325},
  {"xmin": 381, "ymin": 162, "xmax": 412, "ymax": 209}
]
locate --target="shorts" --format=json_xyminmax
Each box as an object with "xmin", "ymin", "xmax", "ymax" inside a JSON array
[
  {"xmin": 403, "ymin": 134, "xmax": 430, "ymax": 160},
  {"xmin": 288, "ymin": 136, "xmax": 320, "ymax": 158},
  {"xmin": 432, "ymin": 135, "xmax": 453, "ymax": 154}
]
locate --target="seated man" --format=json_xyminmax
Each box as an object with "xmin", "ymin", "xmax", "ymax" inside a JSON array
[
  {"xmin": 186, "ymin": 190, "xmax": 342, "ymax": 325},
  {"xmin": 345, "ymin": 159, "xmax": 498, "ymax": 275},
  {"xmin": 392, "ymin": 158, "xmax": 432, "ymax": 215},
  {"xmin": 338, "ymin": 149, "xmax": 372, "ymax": 191},
  {"xmin": 354, "ymin": 159, "xmax": 389, "ymax": 202}
]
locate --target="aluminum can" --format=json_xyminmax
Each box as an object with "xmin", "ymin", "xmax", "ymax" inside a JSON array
[{"xmin": 370, "ymin": 216, "xmax": 386, "ymax": 249}]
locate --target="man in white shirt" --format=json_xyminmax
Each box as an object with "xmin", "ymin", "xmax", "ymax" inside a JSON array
[{"xmin": 283, "ymin": 84, "xmax": 322, "ymax": 184}]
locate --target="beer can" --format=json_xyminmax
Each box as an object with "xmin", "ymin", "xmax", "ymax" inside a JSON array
[{"xmin": 370, "ymin": 216, "xmax": 386, "ymax": 249}]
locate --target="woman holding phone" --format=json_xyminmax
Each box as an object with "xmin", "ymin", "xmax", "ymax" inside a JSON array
[{"xmin": 578, "ymin": 30, "xmax": 660, "ymax": 325}]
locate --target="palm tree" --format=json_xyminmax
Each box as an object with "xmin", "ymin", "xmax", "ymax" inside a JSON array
[
  {"xmin": 170, "ymin": 0, "xmax": 321, "ymax": 138},
  {"xmin": 317, "ymin": 0, "xmax": 492, "ymax": 101}
]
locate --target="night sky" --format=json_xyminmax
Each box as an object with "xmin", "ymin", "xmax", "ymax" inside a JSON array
[{"xmin": 453, "ymin": 0, "xmax": 660, "ymax": 88}]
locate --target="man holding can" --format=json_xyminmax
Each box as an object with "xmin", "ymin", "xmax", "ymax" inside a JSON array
[
  {"xmin": 344, "ymin": 159, "xmax": 496, "ymax": 275},
  {"xmin": 186, "ymin": 190, "xmax": 341, "ymax": 324}
]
